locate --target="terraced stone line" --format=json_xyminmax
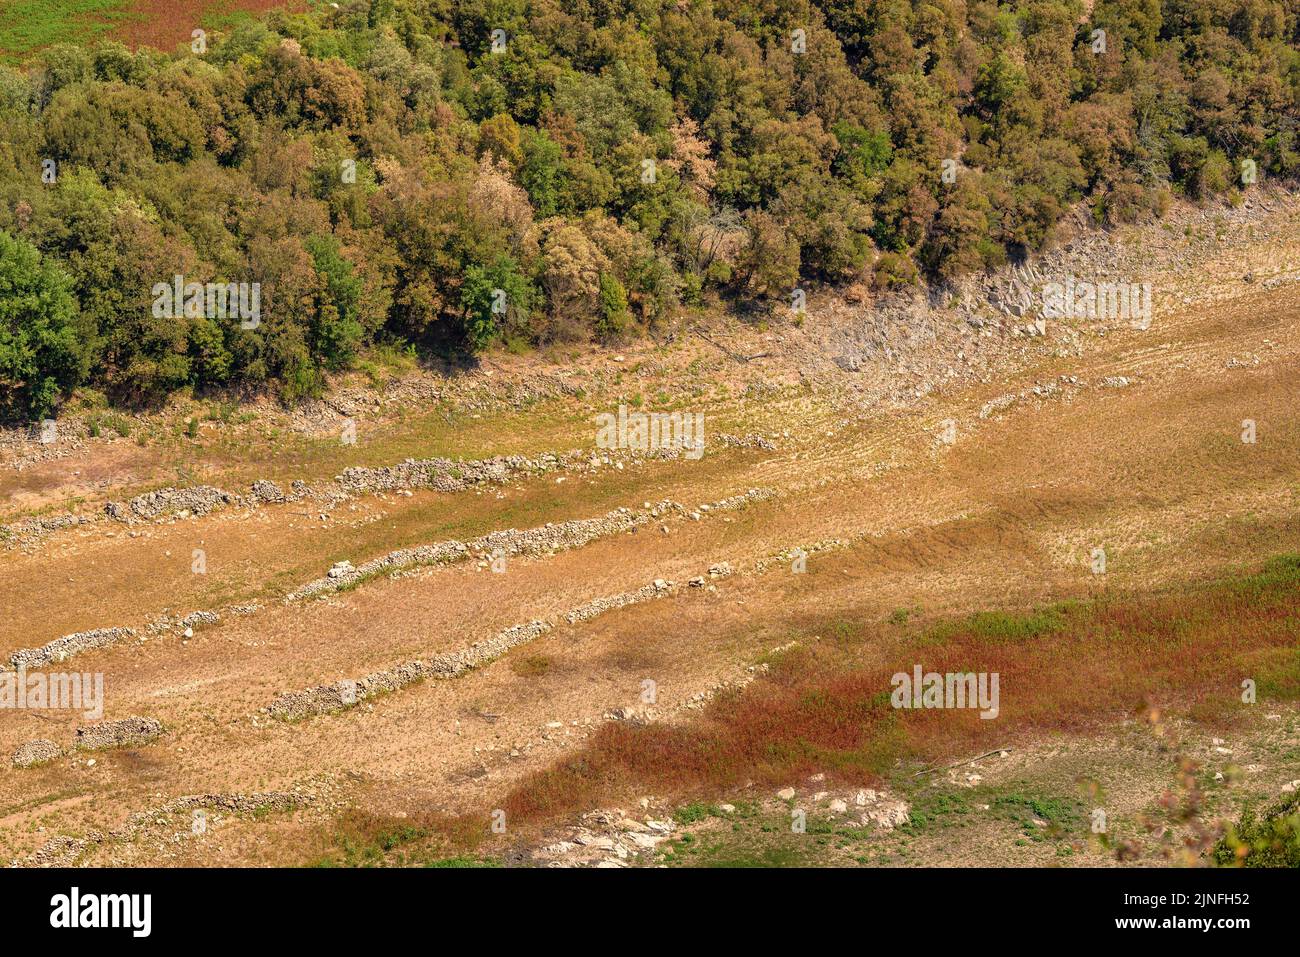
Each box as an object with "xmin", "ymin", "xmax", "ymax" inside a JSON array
[
  {"xmin": 11, "ymin": 531, "xmax": 861, "ymax": 862},
  {"xmin": 1, "ymin": 484, "xmax": 265, "ymax": 550},
  {"xmin": 266, "ymin": 565, "xmax": 740, "ymax": 722},
  {"xmin": 1, "ymin": 433, "xmax": 778, "ymax": 550},
  {"xmin": 266, "ymin": 538, "xmax": 805, "ymax": 726},
  {"xmin": 975, "ymin": 373, "xmax": 1138, "ymax": 421},
  {"xmin": 12, "ymin": 740, "xmax": 61, "ymax": 768},
  {"xmin": 7, "ymin": 627, "xmax": 137, "ymax": 671},
  {"xmin": 751, "ymin": 538, "xmax": 851, "ymax": 574},
  {"xmin": 20, "ymin": 787, "xmax": 317, "ymax": 867},
  {"xmin": 603, "ymin": 639, "xmax": 800, "ymax": 725},
  {"xmin": 146, "ymin": 609, "xmax": 223, "ymax": 637},
  {"xmin": 5, "ymin": 488, "xmax": 775, "ymax": 674},
  {"xmin": 6, "ymin": 609, "xmax": 242, "ymax": 672},
  {"xmin": 288, "ymin": 487, "xmax": 775, "ymax": 601}
]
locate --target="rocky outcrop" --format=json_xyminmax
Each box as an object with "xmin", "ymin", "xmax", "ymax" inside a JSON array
[
  {"xmin": 775, "ymin": 782, "xmax": 911, "ymax": 830},
  {"xmin": 533, "ymin": 808, "xmax": 677, "ymax": 868}
]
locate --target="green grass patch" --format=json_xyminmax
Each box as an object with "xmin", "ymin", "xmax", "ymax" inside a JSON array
[
  {"xmin": 673, "ymin": 801, "xmax": 719, "ymax": 825},
  {"xmin": 989, "ymin": 787, "xmax": 1084, "ymax": 842},
  {"xmin": 899, "ymin": 788, "xmax": 974, "ymax": 834},
  {"xmin": 0, "ymin": 0, "xmax": 138, "ymax": 62},
  {"xmin": 953, "ymin": 607, "xmax": 1069, "ymax": 643}
]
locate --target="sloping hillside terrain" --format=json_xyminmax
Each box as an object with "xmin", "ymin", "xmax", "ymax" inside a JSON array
[
  {"xmin": 1, "ymin": 1, "xmax": 1298, "ymax": 870},
  {"xmin": 2, "ymin": 190, "xmax": 1298, "ymax": 867}
]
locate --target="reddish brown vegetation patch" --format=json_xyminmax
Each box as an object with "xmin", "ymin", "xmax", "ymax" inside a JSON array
[
  {"xmin": 112, "ymin": 0, "xmax": 304, "ymax": 53},
  {"xmin": 502, "ymin": 556, "xmax": 1300, "ymax": 824}
]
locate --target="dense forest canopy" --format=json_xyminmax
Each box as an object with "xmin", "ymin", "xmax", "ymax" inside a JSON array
[{"xmin": 0, "ymin": 0, "xmax": 1297, "ymax": 417}]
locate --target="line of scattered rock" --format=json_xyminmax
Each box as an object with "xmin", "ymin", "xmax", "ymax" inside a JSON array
[
  {"xmin": 7, "ymin": 627, "xmax": 137, "ymax": 670},
  {"xmin": 3, "ymin": 434, "xmax": 778, "ymax": 550},
  {"xmin": 288, "ymin": 488, "xmax": 773, "ymax": 602},
  {"xmin": 7, "ymin": 607, "xmax": 235, "ymax": 671},
  {"xmin": 564, "ymin": 580, "xmax": 674, "ymax": 625},
  {"xmin": 751, "ymin": 538, "xmax": 851, "ymax": 574},
  {"xmin": 6, "ymin": 490, "xmax": 775, "ymax": 672},
  {"xmin": 266, "ymin": 571, "xmax": 711, "ymax": 722},
  {"xmin": 19, "ymin": 788, "xmax": 309, "ymax": 867}
]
